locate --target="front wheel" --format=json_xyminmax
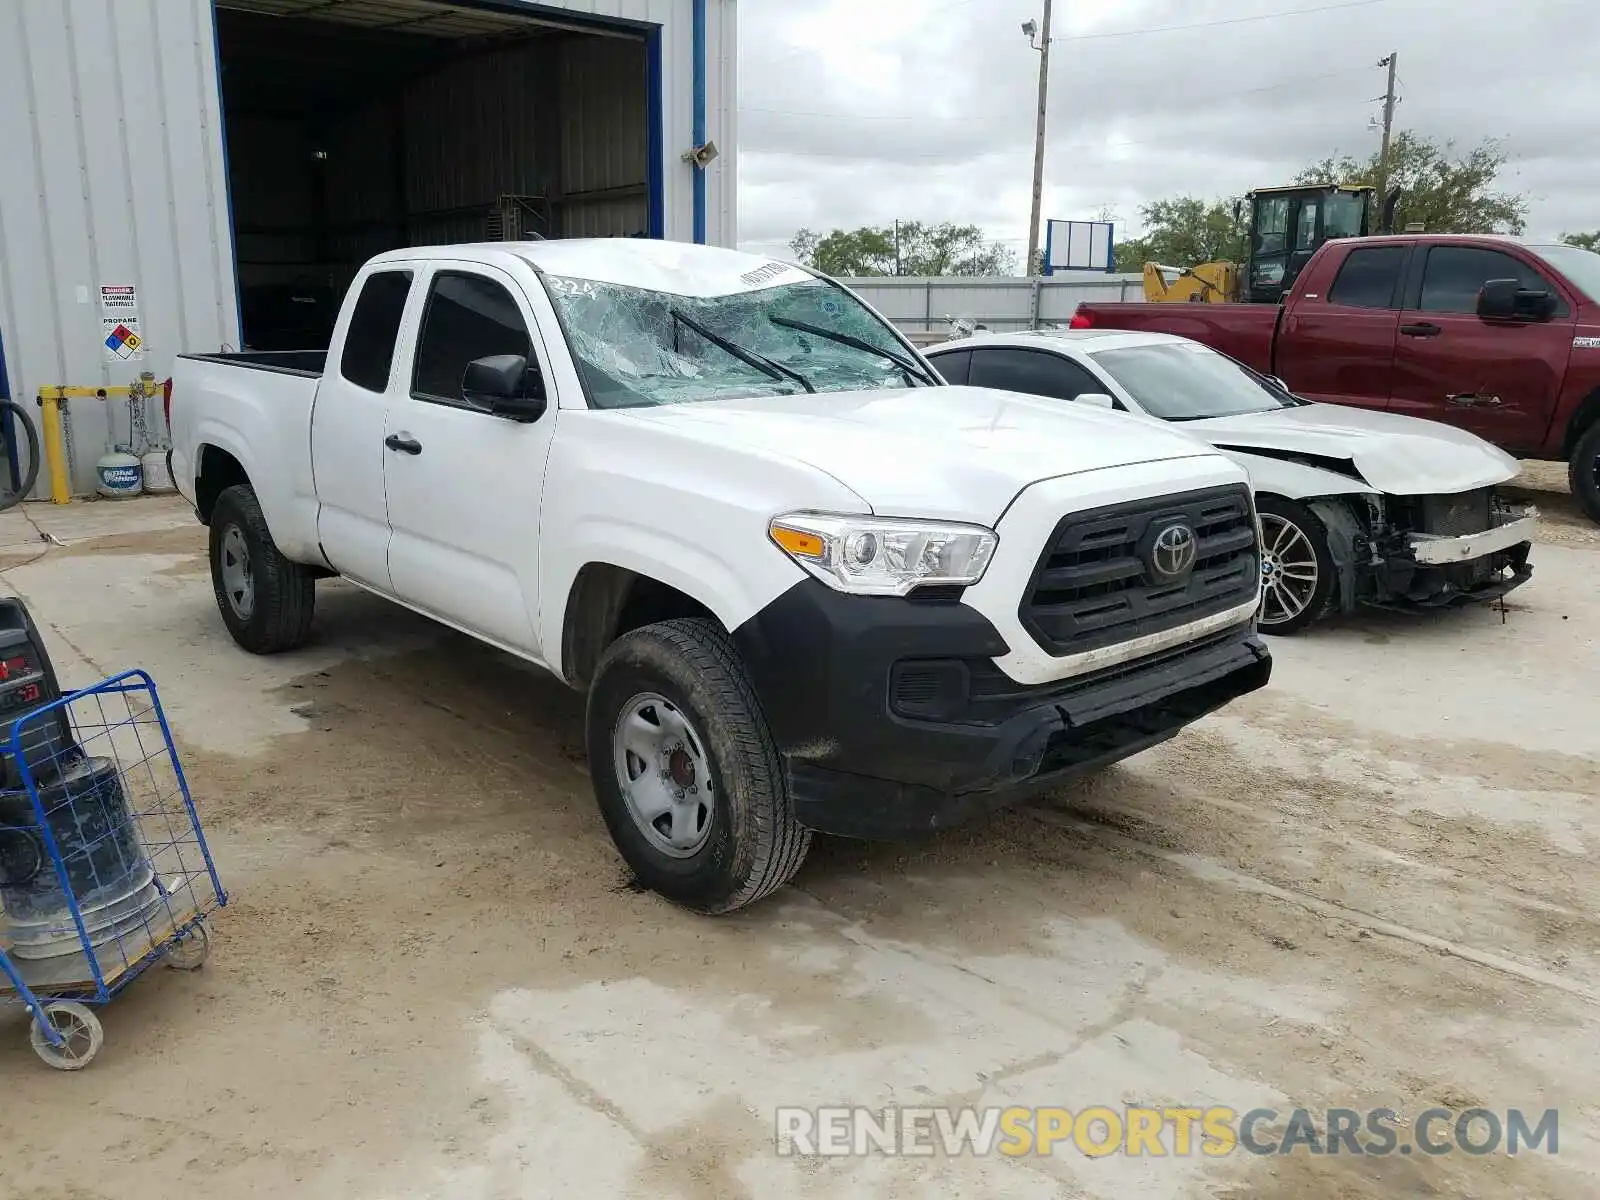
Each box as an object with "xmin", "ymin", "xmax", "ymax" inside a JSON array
[
  {"xmin": 586, "ymin": 618, "xmax": 811, "ymax": 914},
  {"xmin": 1569, "ymin": 421, "xmax": 1600, "ymax": 525},
  {"xmin": 1255, "ymin": 496, "xmax": 1337, "ymax": 635}
]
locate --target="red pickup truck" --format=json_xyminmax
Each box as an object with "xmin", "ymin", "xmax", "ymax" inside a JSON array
[{"xmin": 1072, "ymin": 234, "xmax": 1600, "ymax": 521}]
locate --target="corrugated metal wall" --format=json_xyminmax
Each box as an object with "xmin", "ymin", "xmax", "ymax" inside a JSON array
[
  {"xmin": 0, "ymin": 0, "xmax": 237, "ymax": 494},
  {"xmin": 0, "ymin": 0, "xmax": 737, "ymax": 497},
  {"xmin": 559, "ymin": 35, "xmax": 649, "ymax": 237}
]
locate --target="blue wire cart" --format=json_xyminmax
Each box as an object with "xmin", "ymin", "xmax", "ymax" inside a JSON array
[{"xmin": 0, "ymin": 669, "xmax": 226, "ymax": 1069}]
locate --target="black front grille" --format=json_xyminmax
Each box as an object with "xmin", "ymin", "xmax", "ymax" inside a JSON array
[{"xmin": 1020, "ymin": 485, "xmax": 1258, "ymax": 656}]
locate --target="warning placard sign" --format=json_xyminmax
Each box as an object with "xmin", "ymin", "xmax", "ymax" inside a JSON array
[
  {"xmin": 99, "ymin": 283, "xmax": 144, "ymax": 361},
  {"xmin": 100, "ymin": 284, "xmax": 137, "ymax": 312}
]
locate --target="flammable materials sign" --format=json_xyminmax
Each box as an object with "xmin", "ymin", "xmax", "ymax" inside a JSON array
[{"xmin": 100, "ymin": 283, "xmax": 145, "ymax": 361}]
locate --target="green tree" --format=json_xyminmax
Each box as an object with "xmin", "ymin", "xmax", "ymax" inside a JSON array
[
  {"xmin": 1560, "ymin": 231, "xmax": 1600, "ymax": 252},
  {"xmin": 1111, "ymin": 197, "xmax": 1246, "ymax": 272},
  {"xmin": 1295, "ymin": 131, "xmax": 1526, "ymax": 235},
  {"xmin": 789, "ymin": 221, "xmax": 1015, "ymax": 277}
]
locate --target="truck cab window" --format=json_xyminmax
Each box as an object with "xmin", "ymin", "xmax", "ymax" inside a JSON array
[
  {"xmin": 1294, "ymin": 203, "xmax": 1319, "ymax": 251},
  {"xmin": 1419, "ymin": 247, "xmax": 1566, "ymax": 315},
  {"xmin": 412, "ymin": 272, "xmax": 533, "ymax": 405},
  {"xmin": 339, "ymin": 271, "xmax": 413, "ymax": 393},
  {"xmin": 968, "ymin": 349, "xmax": 1102, "ymax": 401},
  {"xmin": 1328, "ymin": 246, "xmax": 1405, "ymax": 308}
]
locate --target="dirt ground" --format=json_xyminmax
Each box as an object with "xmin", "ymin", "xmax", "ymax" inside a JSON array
[{"xmin": 0, "ymin": 467, "xmax": 1596, "ymax": 1199}]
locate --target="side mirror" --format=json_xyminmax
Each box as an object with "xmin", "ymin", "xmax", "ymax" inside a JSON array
[
  {"xmin": 462, "ymin": 353, "xmax": 547, "ymax": 421},
  {"xmin": 1477, "ymin": 279, "xmax": 1557, "ymax": 322},
  {"xmin": 1076, "ymin": 392, "xmax": 1119, "ymax": 410}
]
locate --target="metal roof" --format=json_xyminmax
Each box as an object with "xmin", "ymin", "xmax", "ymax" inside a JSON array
[{"xmin": 217, "ymin": 0, "xmax": 557, "ymax": 40}]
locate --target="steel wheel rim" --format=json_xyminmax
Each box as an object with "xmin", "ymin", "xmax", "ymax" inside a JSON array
[
  {"xmin": 612, "ymin": 692, "xmax": 715, "ymax": 858},
  {"xmin": 220, "ymin": 524, "xmax": 255, "ymax": 621},
  {"xmin": 39, "ymin": 1011, "xmax": 93, "ymax": 1062},
  {"xmin": 1258, "ymin": 514, "xmax": 1319, "ymax": 626}
]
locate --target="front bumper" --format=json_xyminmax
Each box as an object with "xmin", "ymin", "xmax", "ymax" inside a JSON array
[
  {"xmin": 1407, "ymin": 512, "xmax": 1538, "ymax": 566},
  {"xmin": 731, "ymin": 579, "xmax": 1271, "ymax": 841},
  {"xmin": 1368, "ymin": 507, "xmax": 1535, "ymax": 609}
]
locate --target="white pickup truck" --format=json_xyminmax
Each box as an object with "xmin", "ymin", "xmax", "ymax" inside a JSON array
[{"xmin": 170, "ymin": 240, "xmax": 1272, "ymax": 913}]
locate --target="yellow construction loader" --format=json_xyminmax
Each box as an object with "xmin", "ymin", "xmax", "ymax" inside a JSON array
[{"xmin": 1143, "ymin": 184, "xmax": 1396, "ymax": 303}]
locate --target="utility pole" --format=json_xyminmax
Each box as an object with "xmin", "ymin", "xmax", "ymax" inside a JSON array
[
  {"xmin": 1377, "ymin": 52, "xmax": 1398, "ymax": 197},
  {"xmin": 894, "ymin": 219, "xmax": 902, "ymax": 276},
  {"xmin": 1024, "ymin": 0, "xmax": 1054, "ymax": 277}
]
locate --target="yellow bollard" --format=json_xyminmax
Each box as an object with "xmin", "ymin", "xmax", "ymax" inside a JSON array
[{"xmin": 36, "ymin": 390, "xmax": 72, "ymax": 505}]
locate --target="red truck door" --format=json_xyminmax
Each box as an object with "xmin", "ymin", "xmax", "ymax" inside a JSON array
[
  {"xmin": 1272, "ymin": 243, "xmax": 1406, "ymax": 412},
  {"xmin": 1388, "ymin": 243, "xmax": 1575, "ymax": 453}
]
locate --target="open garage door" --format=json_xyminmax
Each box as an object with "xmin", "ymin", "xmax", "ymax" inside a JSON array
[{"xmin": 215, "ymin": 0, "xmax": 657, "ymax": 350}]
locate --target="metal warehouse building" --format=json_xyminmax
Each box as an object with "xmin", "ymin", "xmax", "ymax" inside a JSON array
[{"xmin": 0, "ymin": 0, "xmax": 736, "ymax": 494}]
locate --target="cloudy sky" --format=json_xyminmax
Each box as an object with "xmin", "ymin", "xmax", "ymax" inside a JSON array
[{"xmin": 735, "ymin": 0, "xmax": 1600, "ymax": 265}]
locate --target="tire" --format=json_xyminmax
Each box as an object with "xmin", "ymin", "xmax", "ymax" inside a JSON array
[
  {"xmin": 0, "ymin": 398, "xmax": 42, "ymax": 511},
  {"xmin": 1255, "ymin": 495, "xmax": 1337, "ymax": 635},
  {"xmin": 30, "ymin": 1001, "xmax": 103, "ymax": 1070},
  {"xmin": 208, "ymin": 484, "xmax": 316, "ymax": 654},
  {"xmin": 586, "ymin": 617, "xmax": 811, "ymax": 914},
  {"xmin": 1568, "ymin": 421, "xmax": 1600, "ymax": 525}
]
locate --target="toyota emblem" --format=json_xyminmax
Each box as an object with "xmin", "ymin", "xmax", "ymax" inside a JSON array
[{"xmin": 1149, "ymin": 523, "xmax": 1198, "ymax": 579}]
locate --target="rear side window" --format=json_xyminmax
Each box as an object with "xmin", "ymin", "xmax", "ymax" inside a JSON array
[
  {"xmin": 1418, "ymin": 246, "xmax": 1565, "ymax": 315},
  {"xmin": 412, "ymin": 272, "xmax": 532, "ymax": 405},
  {"xmin": 930, "ymin": 350, "xmax": 971, "ymax": 384},
  {"xmin": 1328, "ymin": 247, "xmax": 1405, "ymax": 308},
  {"xmin": 339, "ymin": 271, "xmax": 412, "ymax": 392},
  {"xmin": 969, "ymin": 348, "xmax": 1103, "ymax": 401}
]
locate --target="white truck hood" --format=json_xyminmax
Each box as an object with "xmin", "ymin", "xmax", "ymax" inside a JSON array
[
  {"xmin": 621, "ymin": 385, "xmax": 1227, "ymax": 524},
  {"xmin": 1187, "ymin": 403, "xmax": 1520, "ymax": 495}
]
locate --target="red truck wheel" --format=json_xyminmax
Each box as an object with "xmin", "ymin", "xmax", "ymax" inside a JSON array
[{"xmin": 1569, "ymin": 422, "xmax": 1600, "ymax": 525}]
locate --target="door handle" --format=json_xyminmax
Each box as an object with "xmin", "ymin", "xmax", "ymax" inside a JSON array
[
  {"xmin": 1399, "ymin": 322, "xmax": 1441, "ymax": 338},
  {"xmin": 384, "ymin": 434, "xmax": 422, "ymax": 455}
]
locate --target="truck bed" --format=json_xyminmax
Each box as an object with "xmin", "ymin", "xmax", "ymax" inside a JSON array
[
  {"xmin": 181, "ymin": 349, "xmax": 328, "ymax": 377},
  {"xmin": 1072, "ymin": 302, "xmax": 1282, "ymax": 375},
  {"xmin": 169, "ymin": 349, "xmax": 327, "ymax": 566}
]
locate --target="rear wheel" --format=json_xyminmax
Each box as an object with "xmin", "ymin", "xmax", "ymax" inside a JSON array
[
  {"xmin": 209, "ymin": 484, "xmax": 316, "ymax": 654},
  {"xmin": 1255, "ymin": 496, "xmax": 1336, "ymax": 635},
  {"xmin": 586, "ymin": 618, "xmax": 810, "ymax": 914},
  {"xmin": 1569, "ymin": 421, "xmax": 1600, "ymax": 524}
]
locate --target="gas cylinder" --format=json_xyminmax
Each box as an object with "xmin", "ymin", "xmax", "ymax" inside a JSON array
[
  {"xmin": 140, "ymin": 449, "xmax": 175, "ymax": 493},
  {"xmin": 95, "ymin": 449, "xmax": 143, "ymax": 499}
]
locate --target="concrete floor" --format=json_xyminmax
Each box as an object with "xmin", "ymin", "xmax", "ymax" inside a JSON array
[{"xmin": 0, "ymin": 481, "xmax": 1596, "ymax": 1200}]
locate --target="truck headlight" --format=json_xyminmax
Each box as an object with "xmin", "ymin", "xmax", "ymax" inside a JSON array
[{"xmin": 768, "ymin": 513, "xmax": 997, "ymax": 596}]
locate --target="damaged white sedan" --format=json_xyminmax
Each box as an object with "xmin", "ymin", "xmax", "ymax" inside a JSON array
[{"xmin": 927, "ymin": 330, "xmax": 1536, "ymax": 633}]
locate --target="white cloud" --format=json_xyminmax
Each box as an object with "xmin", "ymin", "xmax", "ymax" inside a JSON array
[{"xmin": 736, "ymin": 0, "xmax": 1600, "ymax": 260}]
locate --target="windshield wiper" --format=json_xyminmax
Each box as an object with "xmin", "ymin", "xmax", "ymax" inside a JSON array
[
  {"xmin": 670, "ymin": 308, "xmax": 815, "ymax": 393},
  {"xmin": 768, "ymin": 315, "xmax": 937, "ymax": 386}
]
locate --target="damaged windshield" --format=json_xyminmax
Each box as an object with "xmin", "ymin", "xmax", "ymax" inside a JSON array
[{"xmin": 540, "ymin": 273, "xmax": 936, "ymax": 409}]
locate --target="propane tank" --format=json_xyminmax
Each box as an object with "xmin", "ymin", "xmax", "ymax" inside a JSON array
[
  {"xmin": 137, "ymin": 373, "xmax": 176, "ymax": 493},
  {"xmin": 139, "ymin": 449, "xmax": 174, "ymax": 493},
  {"xmin": 96, "ymin": 449, "xmax": 143, "ymax": 499},
  {"xmin": 96, "ymin": 386, "xmax": 144, "ymax": 499}
]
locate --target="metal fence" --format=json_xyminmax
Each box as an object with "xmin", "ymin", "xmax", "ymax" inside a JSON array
[{"xmin": 839, "ymin": 273, "xmax": 1145, "ymax": 336}]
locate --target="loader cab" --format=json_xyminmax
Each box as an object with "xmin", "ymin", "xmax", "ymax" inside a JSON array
[{"xmin": 1243, "ymin": 185, "xmax": 1378, "ymax": 304}]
